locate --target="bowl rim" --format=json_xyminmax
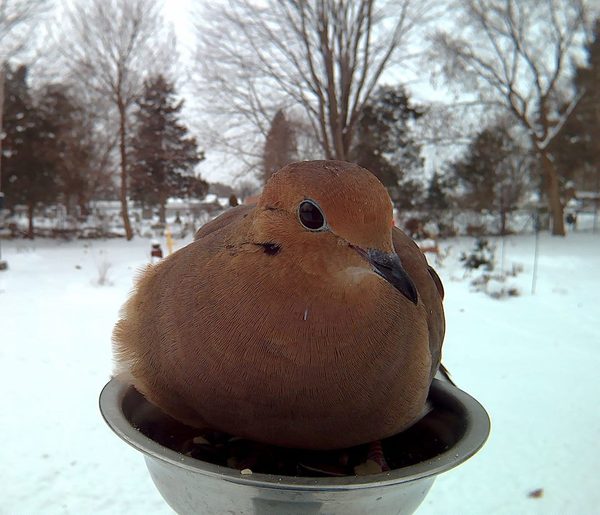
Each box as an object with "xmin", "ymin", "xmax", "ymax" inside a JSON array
[{"xmin": 99, "ymin": 377, "xmax": 490, "ymax": 491}]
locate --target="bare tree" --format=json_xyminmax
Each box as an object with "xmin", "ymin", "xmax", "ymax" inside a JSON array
[
  {"xmin": 0, "ymin": 0, "xmax": 47, "ymax": 54},
  {"xmin": 194, "ymin": 0, "xmax": 439, "ymax": 171},
  {"xmin": 60, "ymin": 0, "xmax": 174, "ymax": 240},
  {"xmin": 416, "ymin": 100, "xmax": 500, "ymax": 148},
  {"xmin": 431, "ymin": 0, "xmax": 593, "ymax": 236}
]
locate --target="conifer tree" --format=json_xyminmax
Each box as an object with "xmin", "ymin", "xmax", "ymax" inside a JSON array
[
  {"xmin": 351, "ymin": 86, "xmax": 425, "ymax": 209},
  {"xmin": 37, "ymin": 84, "xmax": 98, "ymax": 216},
  {"xmin": 449, "ymin": 124, "xmax": 532, "ymax": 233},
  {"xmin": 262, "ymin": 109, "xmax": 296, "ymax": 184},
  {"xmin": 451, "ymin": 128, "xmax": 505, "ymax": 211},
  {"xmin": 423, "ymin": 171, "xmax": 451, "ymax": 212},
  {"xmin": 129, "ymin": 75, "xmax": 206, "ymax": 222},
  {"xmin": 551, "ymin": 19, "xmax": 600, "ymax": 192},
  {"xmin": 1, "ymin": 65, "xmax": 59, "ymax": 237}
]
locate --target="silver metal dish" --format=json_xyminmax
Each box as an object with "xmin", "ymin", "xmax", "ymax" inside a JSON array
[{"xmin": 99, "ymin": 378, "xmax": 490, "ymax": 514}]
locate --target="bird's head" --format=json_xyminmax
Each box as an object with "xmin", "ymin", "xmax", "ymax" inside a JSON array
[{"xmin": 251, "ymin": 160, "xmax": 418, "ymax": 304}]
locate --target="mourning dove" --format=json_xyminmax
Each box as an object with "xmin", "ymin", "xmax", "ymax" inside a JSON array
[{"xmin": 113, "ymin": 160, "xmax": 445, "ymax": 450}]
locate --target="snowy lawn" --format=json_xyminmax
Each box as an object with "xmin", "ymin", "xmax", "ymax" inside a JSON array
[{"xmin": 1, "ymin": 231, "xmax": 598, "ymax": 514}]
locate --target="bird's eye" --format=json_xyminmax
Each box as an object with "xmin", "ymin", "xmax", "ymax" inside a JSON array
[{"xmin": 298, "ymin": 200, "xmax": 326, "ymax": 231}]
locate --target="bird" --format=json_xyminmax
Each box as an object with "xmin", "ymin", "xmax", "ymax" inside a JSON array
[{"xmin": 113, "ymin": 160, "xmax": 445, "ymax": 450}]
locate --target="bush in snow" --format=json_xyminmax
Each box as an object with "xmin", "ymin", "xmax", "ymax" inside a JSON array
[
  {"xmin": 461, "ymin": 238, "xmax": 521, "ymax": 299},
  {"xmin": 460, "ymin": 238, "xmax": 495, "ymax": 272},
  {"xmin": 470, "ymin": 273, "xmax": 520, "ymax": 299}
]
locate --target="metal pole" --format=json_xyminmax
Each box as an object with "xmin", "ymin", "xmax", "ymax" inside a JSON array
[
  {"xmin": 0, "ymin": 192, "xmax": 5, "ymax": 269},
  {"xmin": 594, "ymin": 165, "xmax": 599, "ymax": 233},
  {"xmin": 531, "ymin": 212, "xmax": 540, "ymax": 295},
  {"xmin": 500, "ymin": 233, "xmax": 506, "ymax": 274}
]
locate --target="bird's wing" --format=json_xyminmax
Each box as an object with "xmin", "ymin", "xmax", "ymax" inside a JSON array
[
  {"xmin": 427, "ymin": 265, "xmax": 444, "ymax": 300},
  {"xmin": 114, "ymin": 204, "xmax": 257, "ymax": 428},
  {"xmin": 435, "ymin": 363, "xmax": 456, "ymax": 385},
  {"xmin": 392, "ymin": 227, "xmax": 446, "ymax": 382},
  {"xmin": 194, "ymin": 204, "xmax": 255, "ymax": 241}
]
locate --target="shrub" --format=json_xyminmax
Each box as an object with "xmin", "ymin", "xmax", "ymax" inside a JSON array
[{"xmin": 460, "ymin": 238, "xmax": 495, "ymax": 271}]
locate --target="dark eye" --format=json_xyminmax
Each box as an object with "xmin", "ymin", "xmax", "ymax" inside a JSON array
[{"xmin": 298, "ymin": 200, "xmax": 326, "ymax": 231}]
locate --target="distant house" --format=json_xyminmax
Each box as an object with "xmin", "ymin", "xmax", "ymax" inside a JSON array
[
  {"xmin": 89, "ymin": 196, "xmax": 230, "ymax": 222},
  {"xmin": 163, "ymin": 197, "xmax": 227, "ymax": 219},
  {"xmin": 573, "ymin": 190, "xmax": 600, "ymax": 212}
]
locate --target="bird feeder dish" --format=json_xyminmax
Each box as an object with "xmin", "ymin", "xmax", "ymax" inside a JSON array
[{"xmin": 99, "ymin": 378, "xmax": 490, "ymax": 515}]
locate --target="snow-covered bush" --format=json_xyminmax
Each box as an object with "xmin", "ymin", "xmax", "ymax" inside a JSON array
[
  {"xmin": 470, "ymin": 273, "xmax": 520, "ymax": 299},
  {"xmin": 460, "ymin": 238, "xmax": 495, "ymax": 272},
  {"xmin": 461, "ymin": 238, "xmax": 521, "ymax": 299}
]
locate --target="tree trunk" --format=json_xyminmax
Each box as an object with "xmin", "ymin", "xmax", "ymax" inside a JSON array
[
  {"xmin": 539, "ymin": 150, "xmax": 565, "ymax": 236},
  {"xmin": 65, "ymin": 195, "xmax": 73, "ymax": 217},
  {"xmin": 78, "ymin": 192, "xmax": 89, "ymax": 217},
  {"xmin": 159, "ymin": 200, "xmax": 166, "ymax": 224},
  {"xmin": 27, "ymin": 204, "xmax": 34, "ymax": 239},
  {"xmin": 117, "ymin": 97, "xmax": 134, "ymax": 240}
]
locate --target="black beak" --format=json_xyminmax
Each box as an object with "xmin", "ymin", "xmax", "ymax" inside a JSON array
[{"xmin": 364, "ymin": 248, "xmax": 419, "ymax": 305}]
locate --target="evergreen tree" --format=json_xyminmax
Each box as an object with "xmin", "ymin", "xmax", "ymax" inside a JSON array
[
  {"xmin": 423, "ymin": 171, "xmax": 452, "ymax": 212},
  {"xmin": 451, "ymin": 128, "xmax": 504, "ymax": 211},
  {"xmin": 449, "ymin": 124, "xmax": 533, "ymax": 233},
  {"xmin": 129, "ymin": 75, "xmax": 206, "ymax": 222},
  {"xmin": 351, "ymin": 86, "xmax": 425, "ymax": 208},
  {"xmin": 1, "ymin": 65, "xmax": 59, "ymax": 238},
  {"xmin": 36, "ymin": 84, "xmax": 98, "ymax": 216},
  {"xmin": 551, "ymin": 19, "xmax": 600, "ymax": 192},
  {"xmin": 262, "ymin": 109, "xmax": 296, "ymax": 184},
  {"xmin": 1, "ymin": 65, "xmax": 32, "ymax": 197}
]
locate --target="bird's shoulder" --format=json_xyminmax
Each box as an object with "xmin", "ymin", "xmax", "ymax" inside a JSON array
[
  {"xmin": 391, "ymin": 226, "xmax": 444, "ymax": 300},
  {"xmin": 194, "ymin": 204, "xmax": 255, "ymax": 242}
]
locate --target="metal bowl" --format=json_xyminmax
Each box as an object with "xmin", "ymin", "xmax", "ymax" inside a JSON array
[{"xmin": 99, "ymin": 378, "xmax": 490, "ymax": 514}]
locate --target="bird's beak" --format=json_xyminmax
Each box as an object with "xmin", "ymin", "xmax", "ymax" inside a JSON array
[{"xmin": 352, "ymin": 246, "xmax": 419, "ymax": 305}]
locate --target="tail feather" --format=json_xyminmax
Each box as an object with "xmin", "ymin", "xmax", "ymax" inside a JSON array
[{"xmin": 435, "ymin": 363, "xmax": 456, "ymax": 385}]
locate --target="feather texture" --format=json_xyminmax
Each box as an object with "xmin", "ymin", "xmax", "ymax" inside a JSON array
[{"xmin": 113, "ymin": 160, "xmax": 445, "ymax": 449}]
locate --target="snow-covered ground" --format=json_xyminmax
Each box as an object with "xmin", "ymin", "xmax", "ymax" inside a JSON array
[{"xmin": 1, "ymin": 230, "xmax": 599, "ymax": 514}]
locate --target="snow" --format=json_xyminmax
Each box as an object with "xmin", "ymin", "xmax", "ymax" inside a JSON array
[
  {"xmin": 1, "ymin": 230, "xmax": 599, "ymax": 514},
  {"xmin": 419, "ymin": 233, "xmax": 600, "ymax": 514}
]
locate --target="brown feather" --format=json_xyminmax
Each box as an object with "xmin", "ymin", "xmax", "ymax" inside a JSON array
[{"xmin": 113, "ymin": 160, "xmax": 446, "ymax": 449}]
